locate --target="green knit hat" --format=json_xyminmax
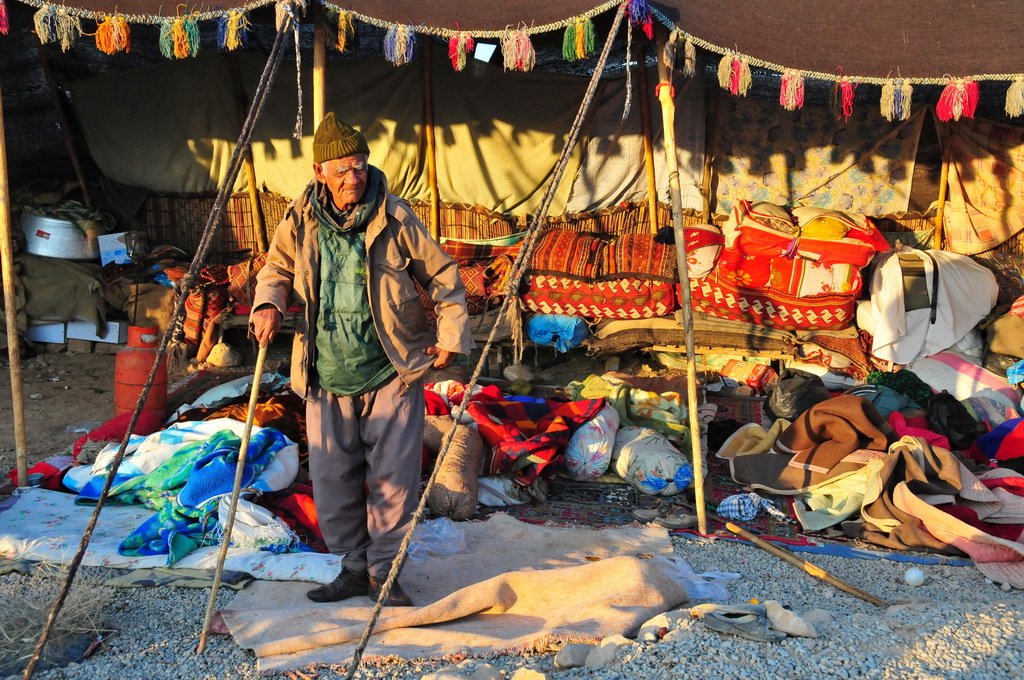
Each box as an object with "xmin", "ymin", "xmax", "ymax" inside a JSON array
[{"xmin": 313, "ymin": 113, "xmax": 370, "ymax": 163}]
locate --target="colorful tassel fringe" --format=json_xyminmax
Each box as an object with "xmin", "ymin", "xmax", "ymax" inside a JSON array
[
  {"xmin": 449, "ymin": 30, "xmax": 475, "ymax": 71},
  {"xmin": 34, "ymin": 6, "xmax": 82, "ymax": 52},
  {"xmin": 880, "ymin": 79, "xmax": 913, "ymax": 122},
  {"xmin": 384, "ymin": 24, "xmax": 416, "ymax": 66},
  {"xmin": 937, "ymin": 78, "xmax": 979, "ymax": 121},
  {"xmin": 562, "ymin": 19, "xmax": 595, "ymax": 62},
  {"xmin": 217, "ymin": 10, "xmax": 249, "ymax": 51},
  {"xmin": 1006, "ymin": 77, "xmax": 1024, "ymax": 118},
  {"xmin": 501, "ymin": 28, "xmax": 535, "ymax": 72},
  {"xmin": 159, "ymin": 17, "xmax": 200, "ymax": 59},
  {"xmin": 717, "ymin": 53, "xmax": 751, "ymax": 96},
  {"xmin": 333, "ymin": 10, "xmax": 355, "ymax": 52},
  {"xmin": 95, "ymin": 14, "xmax": 130, "ymax": 54},
  {"xmin": 830, "ymin": 76, "xmax": 856, "ymax": 121},
  {"xmin": 779, "ymin": 70, "xmax": 804, "ymax": 111},
  {"xmin": 626, "ymin": 0, "xmax": 653, "ymax": 39},
  {"xmin": 1, "ymin": 0, "xmax": 9, "ymax": 37}
]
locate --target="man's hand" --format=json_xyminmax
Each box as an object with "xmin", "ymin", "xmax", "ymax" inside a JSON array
[
  {"xmin": 425, "ymin": 346, "xmax": 454, "ymax": 369},
  {"xmin": 251, "ymin": 307, "xmax": 283, "ymax": 347}
]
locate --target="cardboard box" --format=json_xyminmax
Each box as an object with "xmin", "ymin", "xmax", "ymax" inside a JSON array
[
  {"xmin": 97, "ymin": 231, "xmax": 131, "ymax": 266},
  {"xmin": 26, "ymin": 322, "xmax": 66, "ymax": 343},
  {"xmin": 67, "ymin": 320, "xmax": 129, "ymax": 344},
  {"xmin": 720, "ymin": 360, "xmax": 778, "ymax": 396}
]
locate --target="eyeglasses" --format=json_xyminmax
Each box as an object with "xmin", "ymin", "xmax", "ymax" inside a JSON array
[{"xmin": 322, "ymin": 161, "xmax": 369, "ymax": 178}]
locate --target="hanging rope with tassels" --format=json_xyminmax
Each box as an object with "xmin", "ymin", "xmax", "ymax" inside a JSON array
[
  {"xmin": 780, "ymin": 70, "xmax": 804, "ymax": 111},
  {"xmin": 384, "ymin": 24, "xmax": 416, "ymax": 66},
  {"xmin": 331, "ymin": 8, "xmax": 355, "ymax": 51},
  {"xmin": 717, "ymin": 52, "xmax": 751, "ymax": 96},
  {"xmin": 937, "ymin": 77, "xmax": 979, "ymax": 122},
  {"xmin": 34, "ymin": 6, "xmax": 81, "ymax": 52},
  {"xmin": 95, "ymin": 13, "xmax": 130, "ymax": 54},
  {"xmin": 562, "ymin": 18, "xmax": 595, "ymax": 61},
  {"xmin": 218, "ymin": 9, "xmax": 249, "ymax": 51},
  {"xmin": 626, "ymin": 0, "xmax": 652, "ymax": 39},
  {"xmin": 159, "ymin": 16, "xmax": 200, "ymax": 59},
  {"xmin": 829, "ymin": 69, "xmax": 856, "ymax": 121},
  {"xmin": 280, "ymin": 0, "xmax": 304, "ymax": 139},
  {"xmin": 1006, "ymin": 76, "xmax": 1024, "ymax": 118},
  {"xmin": 449, "ymin": 24, "xmax": 474, "ymax": 71},
  {"xmin": 501, "ymin": 26, "xmax": 535, "ymax": 72},
  {"xmin": 880, "ymin": 78, "xmax": 913, "ymax": 122}
]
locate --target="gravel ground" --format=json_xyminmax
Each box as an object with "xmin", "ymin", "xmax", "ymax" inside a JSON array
[{"xmin": 4, "ymin": 533, "xmax": 1022, "ymax": 680}]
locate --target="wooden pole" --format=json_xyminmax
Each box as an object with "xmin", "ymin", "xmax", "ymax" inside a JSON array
[
  {"xmin": 935, "ymin": 129, "xmax": 952, "ymax": 250},
  {"xmin": 701, "ymin": 88, "xmax": 721, "ymax": 224},
  {"xmin": 655, "ymin": 28, "xmax": 707, "ymax": 535},
  {"xmin": 197, "ymin": 343, "xmax": 269, "ymax": 653},
  {"xmin": 636, "ymin": 42, "xmax": 660, "ymax": 234},
  {"xmin": 726, "ymin": 523, "xmax": 890, "ymax": 607},
  {"xmin": 312, "ymin": 2, "xmax": 327, "ymax": 128},
  {"xmin": 33, "ymin": 39, "xmax": 92, "ymax": 207},
  {"xmin": 423, "ymin": 42, "xmax": 441, "ymax": 241},
  {"xmin": 0, "ymin": 81, "xmax": 29, "ymax": 488},
  {"xmin": 229, "ymin": 56, "xmax": 269, "ymax": 253}
]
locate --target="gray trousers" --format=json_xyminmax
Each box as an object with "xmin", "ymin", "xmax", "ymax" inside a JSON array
[{"xmin": 306, "ymin": 374, "xmax": 424, "ymax": 578}]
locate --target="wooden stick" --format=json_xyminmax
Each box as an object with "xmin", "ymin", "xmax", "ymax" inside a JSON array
[
  {"xmin": 655, "ymin": 27, "xmax": 707, "ymax": 535},
  {"xmin": 312, "ymin": 2, "xmax": 327, "ymax": 129},
  {"xmin": 0, "ymin": 81, "xmax": 29, "ymax": 487},
  {"xmin": 33, "ymin": 38, "xmax": 91, "ymax": 207},
  {"xmin": 423, "ymin": 42, "xmax": 441, "ymax": 242},
  {"xmin": 197, "ymin": 343, "xmax": 269, "ymax": 653},
  {"xmin": 228, "ymin": 56, "xmax": 269, "ymax": 254},
  {"xmin": 636, "ymin": 42, "xmax": 659, "ymax": 234},
  {"xmin": 726, "ymin": 522, "xmax": 890, "ymax": 607},
  {"xmin": 935, "ymin": 130, "xmax": 952, "ymax": 251}
]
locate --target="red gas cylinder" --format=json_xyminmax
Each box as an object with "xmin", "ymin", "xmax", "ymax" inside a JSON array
[{"xmin": 114, "ymin": 325, "xmax": 168, "ymax": 420}]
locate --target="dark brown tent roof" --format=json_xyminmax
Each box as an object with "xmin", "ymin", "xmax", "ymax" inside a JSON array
[{"xmin": 8, "ymin": 0, "xmax": 1024, "ymax": 81}]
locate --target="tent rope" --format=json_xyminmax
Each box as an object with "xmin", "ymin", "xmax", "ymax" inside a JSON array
[
  {"xmin": 19, "ymin": 8, "xmax": 297, "ymax": 679},
  {"xmin": 341, "ymin": 4, "xmax": 627, "ymax": 678}
]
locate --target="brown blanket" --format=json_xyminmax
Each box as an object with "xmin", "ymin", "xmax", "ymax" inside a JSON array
[{"xmin": 774, "ymin": 395, "xmax": 895, "ymax": 473}]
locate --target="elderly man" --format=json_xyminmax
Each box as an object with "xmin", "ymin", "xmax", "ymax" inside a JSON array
[{"xmin": 251, "ymin": 113, "xmax": 473, "ymax": 605}]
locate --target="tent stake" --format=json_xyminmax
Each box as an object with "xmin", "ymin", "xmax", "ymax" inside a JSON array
[
  {"xmin": 934, "ymin": 130, "xmax": 951, "ymax": 250},
  {"xmin": 423, "ymin": 42, "xmax": 441, "ymax": 241},
  {"xmin": 197, "ymin": 343, "xmax": 268, "ymax": 653},
  {"xmin": 312, "ymin": 2, "xmax": 326, "ymax": 128},
  {"xmin": 700, "ymin": 88, "xmax": 720, "ymax": 224},
  {"xmin": 0, "ymin": 80, "xmax": 29, "ymax": 488},
  {"xmin": 33, "ymin": 38, "xmax": 92, "ymax": 207},
  {"xmin": 636, "ymin": 42, "xmax": 660, "ymax": 233},
  {"xmin": 726, "ymin": 522, "xmax": 889, "ymax": 607},
  {"xmin": 656, "ymin": 28, "xmax": 707, "ymax": 535}
]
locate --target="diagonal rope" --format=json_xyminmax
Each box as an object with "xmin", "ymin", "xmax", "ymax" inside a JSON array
[
  {"xmin": 342, "ymin": 4, "xmax": 627, "ymax": 677},
  {"xmin": 20, "ymin": 10, "xmax": 297, "ymax": 679}
]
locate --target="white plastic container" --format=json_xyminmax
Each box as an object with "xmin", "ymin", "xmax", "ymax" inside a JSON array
[{"xmin": 20, "ymin": 211, "xmax": 102, "ymax": 260}]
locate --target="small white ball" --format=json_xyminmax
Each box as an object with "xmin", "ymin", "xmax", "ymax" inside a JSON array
[
  {"xmin": 1001, "ymin": 582, "xmax": 1012, "ymax": 592},
  {"xmin": 904, "ymin": 567, "xmax": 926, "ymax": 587}
]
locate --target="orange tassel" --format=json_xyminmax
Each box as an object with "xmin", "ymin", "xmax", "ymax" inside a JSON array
[{"xmin": 95, "ymin": 14, "xmax": 130, "ymax": 54}]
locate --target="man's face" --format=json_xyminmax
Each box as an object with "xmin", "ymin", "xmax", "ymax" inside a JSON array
[{"xmin": 313, "ymin": 153, "xmax": 369, "ymax": 211}]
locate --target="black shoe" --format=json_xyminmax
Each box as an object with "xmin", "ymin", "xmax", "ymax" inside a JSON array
[
  {"xmin": 306, "ymin": 568, "xmax": 369, "ymax": 603},
  {"xmin": 368, "ymin": 575, "xmax": 414, "ymax": 607}
]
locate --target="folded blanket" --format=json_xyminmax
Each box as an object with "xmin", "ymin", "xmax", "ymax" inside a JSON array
[{"xmin": 118, "ymin": 428, "xmax": 291, "ymax": 563}]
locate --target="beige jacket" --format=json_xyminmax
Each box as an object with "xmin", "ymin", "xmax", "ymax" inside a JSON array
[{"xmin": 252, "ymin": 178, "xmax": 474, "ymax": 399}]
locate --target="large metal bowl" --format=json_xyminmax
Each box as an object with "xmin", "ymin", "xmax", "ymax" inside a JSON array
[{"xmin": 20, "ymin": 211, "xmax": 102, "ymax": 260}]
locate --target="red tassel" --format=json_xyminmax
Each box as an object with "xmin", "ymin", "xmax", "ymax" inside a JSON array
[
  {"xmin": 937, "ymin": 78, "xmax": 980, "ymax": 121},
  {"xmin": 0, "ymin": 0, "xmax": 8, "ymax": 35},
  {"xmin": 830, "ymin": 71, "xmax": 856, "ymax": 121}
]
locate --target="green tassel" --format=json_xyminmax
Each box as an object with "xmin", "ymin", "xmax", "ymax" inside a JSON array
[
  {"xmin": 562, "ymin": 22, "xmax": 577, "ymax": 61},
  {"xmin": 582, "ymin": 19, "xmax": 595, "ymax": 58}
]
